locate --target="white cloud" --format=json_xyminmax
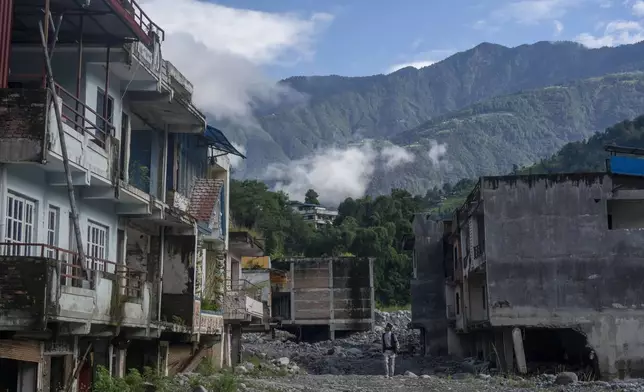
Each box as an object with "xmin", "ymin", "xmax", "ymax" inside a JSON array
[
  {"xmin": 139, "ymin": 0, "xmax": 332, "ymax": 123},
  {"xmin": 381, "ymin": 145, "xmax": 415, "ymax": 168},
  {"xmin": 263, "ymin": 141, "xmax": 447, "ymax": 205},
  {"xmin": 554, "ymin": 20, "xmax": 565, "ymax": 35},
  {"xmin": 633, "ymin": 0, "xmax": 644, "ymax": 15},
  {"xmin": 264, "ymin": 143, "xmax": 378, "ymax": 206},
  {"xmin": 387, "ymin": 60, "xmax": 436, "ymax": 73},
  {"xmin": 428, "ymin": 140, "xmax": 447, "ymax": 165},
  {"xmin": 488, "ymin": 0, "xmax": 581, "ymax": 25},
  {"xmin": 575, "ymin": 20, "xmax": 644, "ymax": 48}
]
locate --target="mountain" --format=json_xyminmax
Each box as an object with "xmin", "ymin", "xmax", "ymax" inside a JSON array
[
  {"xmin": 383, "ymin": 72, "xmax": 644, "ymax": 192},
  {"xmin": 231, "ymin": 40, "xmax": 644, "ymax": 193},
  {"xmin": 528, "ymin": 114, "xmax": 644, "ymax": 174}
]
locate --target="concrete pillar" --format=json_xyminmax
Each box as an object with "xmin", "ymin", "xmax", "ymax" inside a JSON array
[
  {"xmin": 222, "ymin": 325, "xmax": 232, "ymax": 367},
  {"xmin": 511, "ymin": 327, "xmax": 527, "ymax": 374},
  {"xmin": 230, "ymin": 325, "xmax": 242, "ymax": 365},
  {"xmin": 40, "ymin": 356, "xmax": 51, "ymax": 392},
  {"xmin": 158, "ymin": 342, "xmax": 169, "ymax": 376},
  {"xmin": 115, "ymin": 348, "xmax": 126, "ymax": 378}
]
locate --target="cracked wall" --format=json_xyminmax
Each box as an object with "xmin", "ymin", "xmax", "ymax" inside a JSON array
[{"xmin": 482, "ymin": 174, "xmax": 644, "ymax": 379}]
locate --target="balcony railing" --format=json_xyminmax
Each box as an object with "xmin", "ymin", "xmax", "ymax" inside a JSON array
[
  {"xmin": 226, "ymin": 278, "xmax": 263, "ymax": 301},
  {"xmin": 115, "ymin": 0, "xmax": 165, "ymax": 41},
  {"xmin": 54, "ymin": 84, "xmax": 115, "ymax": 149},
  {"xmin": 0, "ymin": 243, "xmax": 145, "ymax": 298},
  {"xmin": 9, "ymin": 75, "xmax": 116, "ymax": 149}
]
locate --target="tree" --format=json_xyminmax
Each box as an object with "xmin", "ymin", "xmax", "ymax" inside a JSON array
[{"xmin": 304, "ymin": 189, "xmax": 320, "ymax": 205}]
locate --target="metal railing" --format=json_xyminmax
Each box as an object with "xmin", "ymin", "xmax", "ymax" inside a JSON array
[
  {"xmin": 0, "ymin": 243, "xmax": 145, "ymax": 298},
  {"xmin": 6, "ymin": 75, "xmax": 116, "ymax": 149},
  {"xmin": 225, "ymin": 278, "xmax": 263, "ymax": 301},
  {"xmin": 54, "ymin": 84, "xmax": 115, "ymax": 149},
  {"xmin": 115, "ymin": 0, "xmax": 165, "ymax": 41}
]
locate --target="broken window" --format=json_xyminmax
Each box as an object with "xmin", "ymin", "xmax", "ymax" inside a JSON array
[{"xmin": 607, "ymin": 199, "xmax": 644, "ymax": 229}]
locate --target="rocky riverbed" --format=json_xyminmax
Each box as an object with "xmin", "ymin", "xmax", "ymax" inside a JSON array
[{"xmin": 233, "ymin": 310, "xmax": 644, "ymax": 392}]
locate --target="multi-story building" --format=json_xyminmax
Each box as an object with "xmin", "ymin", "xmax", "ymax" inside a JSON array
[
  {"xmin": 0, "ymin": 1, "xmax": 249, "ymax": 390},
  {"xmin": 411, "ymin": 151, "xmax": 644, "ymax": 380},
  {"xmin": 289, "ymin": 201, "xmax": 338, "ymax": 228}
]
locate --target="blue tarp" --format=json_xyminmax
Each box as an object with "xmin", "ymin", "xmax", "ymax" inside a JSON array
[
  {"xmin": 204, "ymin": 125, "xmax": 246, "ymax": 158},
  {"xmin": 609, "ymin": 156, "xmax": 644, "ymax": 176}
]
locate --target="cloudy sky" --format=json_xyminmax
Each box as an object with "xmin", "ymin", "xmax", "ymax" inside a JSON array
[
  {"xmin": 137, "ymin": 0, "xmax": 644, "ymax": 203},
  {"xmin": 141, "ymin": 0, "xmax": 644, "ymax": 80}
]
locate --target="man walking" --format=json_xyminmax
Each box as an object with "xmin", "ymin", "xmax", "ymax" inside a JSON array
[{"xmin": 382, "ymin": 322, "xmax": 399, "ymax": 378}]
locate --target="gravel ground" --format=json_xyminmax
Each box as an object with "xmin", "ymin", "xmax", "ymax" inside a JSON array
[
  {"xmin": 236, "ymin": 310, "xmax": 644, "ymax": 392},
  {"xmin": 240, "ymin": 374, "xmax": 644, "ymax": 392}
]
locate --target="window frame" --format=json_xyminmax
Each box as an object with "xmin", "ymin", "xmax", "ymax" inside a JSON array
[
  {"xmin": 4, "ymin": 192, "xmax": 36, "ymax": 256},
  {"xmin": 46, "ymin": 205, "xmax": 60, "ymax": 258},
  {"xmin": 86, "ymin": 220, "xmax": 109, "ymax": 271}
]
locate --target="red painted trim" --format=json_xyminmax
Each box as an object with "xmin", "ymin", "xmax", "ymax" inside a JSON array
[
  {"xmin": 102, "ymin": 0, "xmax": 160, "ymax": 46},
  {"xmin": 0, "ymin": 0, "xmax": 14, "ymax": 88}
]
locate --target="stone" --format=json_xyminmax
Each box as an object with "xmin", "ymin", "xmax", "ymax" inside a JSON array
[
  {"xmin": 404, "ymin": 371, "xmax": 418, "ymax": 378},
  {"xmin": 451, "ymin": 373, "xmax": 469, "ymax": 380},
  {"xmin": 276, "ymin": 357, "xmax": 290, "ymax": 366},
  {"xmin": 347, "ymin": 348, "xmax": 362, "ymax": 356},
  {"xmin": 477, "ymin": 374, "xmax": 491, "ymax": 381},
  {"xmin": 236, "ymin": 365, "xmax": 248, "ymax": 374},
  {"xmin": 192, "ymin": 386, "xmax": 208, "ymax": 392},
  {"xmin": 243, "ymin": 362, "xmax": 255, "ymax": 371},
  {"xmin": 421, "ymin": 375, "xmax": 432, "ymax": 379},
  {"xmin": 554, "ymin": 372, "xmax": 578, "ymax": 385}
]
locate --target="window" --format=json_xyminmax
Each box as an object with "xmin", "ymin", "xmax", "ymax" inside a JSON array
[
  {"xmin": 87, "ymin": 221, "xmax": 108, "ymax": 271},
  {"xmin": 46, "ymin": 206, "xmax": 60, "ymax": 257},
  {"xmin": 4, "ymin": 193, "xmax": 35, "ymax": 256},
  {"xmin": 455, "ymin": 293, "xmax": 460, "ymax": 315},
  {"xmin": 96, "ymin": 88, "xmax": 114, "ymax": 138}
]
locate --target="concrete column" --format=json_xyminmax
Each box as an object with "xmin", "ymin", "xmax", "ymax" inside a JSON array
[
  {"xmin": 222, "ymin": 325, "xmax": 232, "ymax": 368},
  {"xmin": 328, "ymin": 259, "xmax": 334, "ymax": 337},
  {"xmin": 230, "ymin": 325, "xmax": 242, "ymax": 365},
  {"xmin": 40, "ymin": 355, "xmax": 51, "ymax": 392},
  {"xmin": 210, "ymin": 338, "xmax": 224, "ymax": 369},
  {"xmin": 158, "ymin": 342, "xmax": 169, "ymax": 376},
  {"xmin": 512, "ymin": 327, "xmax": 527, "ymax": 374},
  {"xmin": 115, "ymin": 348, "xmax": 126, "ymax": 378}
]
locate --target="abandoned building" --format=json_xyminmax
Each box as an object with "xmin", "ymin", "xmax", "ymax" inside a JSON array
[
  {"xmin": 0, "ymin": 1, "xmax": 251, "ymax": 390},
  {"xmin": 411, "ymin": 151, "xmax": 644, "ymax": 380},
  {"xmin": 223, "ymin": 231, "xmax": 266, "ymax": 365},
  {"xmin": 271, "ymin": 257, "xmax": 375, "ymax": 341}
]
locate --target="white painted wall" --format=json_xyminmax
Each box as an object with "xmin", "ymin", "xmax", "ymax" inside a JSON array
[{"xmin": 1, "ymin": 165, "xmax": 119, "ymax": 264}]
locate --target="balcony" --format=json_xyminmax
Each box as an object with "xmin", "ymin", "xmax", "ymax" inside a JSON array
[
  {"xmin": 223, "ymin": 279, "xmax": 265, "ymax": 323},
  {"xmin": 0, "ymin": 86, "xmax": 118, "ymax": 186},
  {"xmin": 0, "ymin": 243, "xmax": 151, "ymax": 331},
  {"xmin": 163, "ymin": 61, "xmax": 194, "ymax": 100},
  {"xmin": 106, "ymin": 0, "xmax": 165, "ymax": 45}
]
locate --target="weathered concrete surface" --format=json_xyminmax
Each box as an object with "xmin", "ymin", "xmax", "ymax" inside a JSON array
[
  {"xmin": 482, "ymin": 173, "xmax": 644, "ymax": 379},
  {"xmin": 411, "ymin": 214, "xmax": 448, "ymax": 356},
  {"xmin": 283, "ymin": 257, "xmax": 374, "ymax": 334},
  {"xmin": 0, "ymin": 89, "xmax": 47, "ymax": 163},
  {"xmin": 0, "ymin": 257, "xmax": 51, "ymax": 330}
]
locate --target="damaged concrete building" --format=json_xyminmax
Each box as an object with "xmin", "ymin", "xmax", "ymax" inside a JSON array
[
  {"xmin": 411, "ymin": 154, "xmax": 644, "ymax": 379},
  {"xmin": 271, "ymin": 257, "xmax": 375, "ymax": 341},
  {"xmin": 0, "ymin": 1, "xmax": 253, "ymax": 390}
]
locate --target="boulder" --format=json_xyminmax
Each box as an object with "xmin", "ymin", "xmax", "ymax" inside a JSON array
[{"xmin": 554, "ymin": 372, "xmax": 578, "ymax": 385}]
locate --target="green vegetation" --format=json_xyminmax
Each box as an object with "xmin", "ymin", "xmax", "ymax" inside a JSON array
[
  {"xmin": 526, "ymin": 114, "xmax": 644, "ymax": 174},
  {"xmin": 230, "ymin": 180, "xmax": 429, "ymax": 305},
  {"xmin": 93, "ymin": 365, "xmax": 238, "ymax": 392}
]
